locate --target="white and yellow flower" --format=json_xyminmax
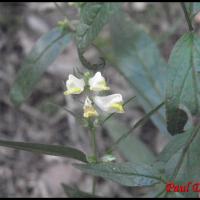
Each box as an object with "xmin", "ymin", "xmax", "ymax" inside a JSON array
[
  {"xmin": 64, "ymin": 74, "xmax": 85, "ymax": 95},
  {"xmin": 88, "ymin": 72, "xmax": 110, "ymax": 92},
  {"xmin": 94, "ymin": 94, "xmax": 124, "ymax": 113},
  {"xmin": 83, "ymin": 97, "xmax": 99, "ymax": 118}
]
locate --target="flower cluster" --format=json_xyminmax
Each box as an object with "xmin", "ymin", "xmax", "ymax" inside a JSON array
[{"xmin": 64, "ymin": 71, "xmax": 124, "ymax": 118}]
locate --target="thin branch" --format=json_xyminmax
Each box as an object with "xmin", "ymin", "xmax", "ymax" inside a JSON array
[
  {"xmin": 180, "ymin": 2, "xmax": 194, "ymax": 32},
  {"xmin": 105, "ymin": 101, "xmax": 165, "ymax": 154}
]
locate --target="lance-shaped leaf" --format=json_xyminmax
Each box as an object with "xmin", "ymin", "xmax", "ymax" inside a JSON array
[
  {"xmin": 62, "ymin": 183, "xmax": 100, "ymax": 198},
  {"xmin": 0, "ymin": 140, "xmax": 87, "ymax": 162},
  {"xmin": 10, "ymin": 27, "xmax": 71, "ymax": 106},
  {"xmin": 166, "ymin": 33, "xmax": 200, "ymax": 135},
  {"xmin": 157, "ymin": 127, "xmax": 194, "ymax": 163},
  {"xmin": 110, "ymin": 13, "xmax": 168, "ymax": 135},
  {"xmin": 74, "ymin": 162, "xmax": 163, "ymax": 187},
  {"xmin": 76, "ymin": 2, "xmax": 120, "ymax": 53}
]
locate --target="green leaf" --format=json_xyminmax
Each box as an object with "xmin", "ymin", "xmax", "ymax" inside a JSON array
[
  {"xmin": 158, "ymin": 128, "xmax": 193, "ymax": 163},
  {"xmin": 166, "ymin": 33, "xmax": 200, "ymax": 135},
  {"xmin": 76, "ymin": 2, "xmax": 120, "ymax": 52},
  {"xmin": 74, "ymin": 162, "xmax": 163, "ymax": 187},
  {"xmin": 110, "ymin": 12, "xmax": 168, "ymax": 135},
  {"xmin": 105, "ymin": 119, "xmax": 155, "ymax": 164},
  {"xmin": 184, "ymin": 128, "xmax": 200, "ymax": 182},
  {"xmin": 0, "ymin": 140, "xmax": 87, "ymax": 163},
  {"xmin": 153, "ymin": 126, "xmax": 200, "ymax": 197},
  {"xmin": 62, "ymin": 184, "xmax": 99, "ymax": 198},
  {"xmin": 180, "ymin": 135, "xmax": 200, "ymax": 198},
  {"xmin": 10, "ymin": 27, "xmax": 71, "ymax": 106},
  {"xmin": 161, "ymin": 126, "xmax": 200, "ymax": 197}
]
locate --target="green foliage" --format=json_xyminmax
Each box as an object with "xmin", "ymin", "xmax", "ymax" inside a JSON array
[
  {"xmin": 166, "ymin": 33, "xmax": 200, "ymax": 134},
  {"xmin": 5, "ymin": 2, "xmax": 200, "ymax": 198},
  {"xmin": 0, "ymin": 140, "xmax": 87, "ymax": 162},
  {"xmin": 105, "ymin": 101, "xmax": 165, "ymax": 164},
  {"xmin": 185, "ymin": 129, "xmax": 200, "ymax": 182},
  {"xmin": 105, "ymin": 119, "xmax": 155, "ymax": 164},
  {"xmin": 76, "ymin": 2, "xmax": 120, "ymax": 53},
  {"xmin": 74, "ymin": 162, "xmax": 164, "ymax": 187},
  {"xmin": 157, "ymin": 125, "xmax": 200, "ymax": 197},
  {"xmin": 158, "ymin": 128, "xmax": 193, "ymax": 163},
  {"xmin": 10, "ymin": 27, "xmax": 71, "ymax": 106},
  {"xmin": 110, "ymin": 12, "xmax": 168, "ymax": 135}
]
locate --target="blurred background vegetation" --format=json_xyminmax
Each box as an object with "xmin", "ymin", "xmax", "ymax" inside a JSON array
[{"xmin": 0, "ymin": 2, "xmax": 200, "ymax": 197}]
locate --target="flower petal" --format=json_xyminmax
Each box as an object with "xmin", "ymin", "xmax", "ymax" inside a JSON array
[
  {"xmin": 64, "ymin": 74, "xmax": 85, "ymax": 95},
  {"xmin": 83, "ymin": 97, "xmax": 98, "ymax": 118},
  {"xmin": 89, "ymin": 72, "xmax": 110, "ymax": 92},
  {"xmin": 110, "ymin": 103, "xmax": 124, "ymax": 113},
  {"xmin": 94, "ymin": 94, "xmax": 124, "ymax": 113}
]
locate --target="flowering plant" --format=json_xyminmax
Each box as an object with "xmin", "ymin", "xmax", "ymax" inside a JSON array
[{"xmin": 1, "ymin": 2, "xmax": 200, "ymax": 198}]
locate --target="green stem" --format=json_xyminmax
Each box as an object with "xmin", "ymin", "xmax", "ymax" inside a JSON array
[
  {"xmin": 180, "ymin": 2, "xmax": 194, "ymax": 32},
  {"xmin": 92, "ymin": 177, "xmax": 96, "ymax": 195},
  {"xmin": 89, "ymin": 121, "xmax": 98, "ymax": 195},
  {"xmin": 104, "ymin": 101, "xmax": 165, "ymax": 154},
  {"xmin": 90, "ymin": 125, "xmax": 97, "ymax": 162}
]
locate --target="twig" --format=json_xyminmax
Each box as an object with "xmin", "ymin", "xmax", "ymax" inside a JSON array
[{"xmin": 180, "ymin": 2, "xmax": 194, "ymax": 32}]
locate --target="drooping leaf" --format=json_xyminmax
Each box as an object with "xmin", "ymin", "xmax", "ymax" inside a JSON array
[
  {"xmin": 10, "ymin": 27, "xmax": 71, "ymax": 106},
  {"xmin": 166, "ymin": 33, "xmax": 200, "ymax": 135},
  {"xmin": 62, "ymin": 183, "xmax": 99, "ymax": 198},
  {"xmin": 0, "ymin": 140, "xmax": 87, "ymax": 162},
  {"xmin": 74, "ymin": 162, "xmax": 163, "ymax": 187},
  {"xmin": 76, "ymin": 2, "xmax": 120, "ymax": 53},
  {"xmin": 110, "ymin": 12, "xmax": 168, "ymax": 135}
]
